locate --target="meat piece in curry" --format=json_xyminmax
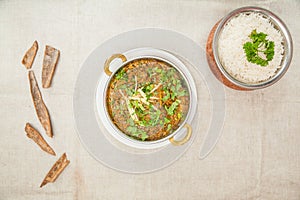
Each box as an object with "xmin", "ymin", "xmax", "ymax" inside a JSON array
[{"xmin": 106, "ymin": 58, "xmax": 190, "ymax": 141}]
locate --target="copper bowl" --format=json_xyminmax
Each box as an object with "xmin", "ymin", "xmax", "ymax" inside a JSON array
[{"xmin": 206, "ymin": 6, "xmax": 293, "ymax": 90}]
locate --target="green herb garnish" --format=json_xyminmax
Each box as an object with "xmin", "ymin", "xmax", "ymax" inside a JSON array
[
  {"xmin": 162, "ymin": 90, "xmax": 170, "ymax": 102},
  {"xmin": 165, "ymin": 100, "xmax": 180, "ymax": 115},
  {"xmin": 167, "ymin": 124, "xmax": 172, "ymax": 131},
  {"xmin": 126, "ymin": 126, "xmax": 148, "ymax": 141},
  {"xmin": 164, "ymin": 117, "xmax": 171, "ymax": 124},
  {"xmin": 149, "ymin": 109, "xmax": 161, "ymax": 126},
  {"xmin": 243, "ymin": 29, "xmax": 275, "ymax": 67},
  {"xmin": 115, "ymin": 68, "xmax": 126, "ymax": 80},
  {"xmin": 156, "ymin": 68, "xmax": 162, "ymax": 73}
]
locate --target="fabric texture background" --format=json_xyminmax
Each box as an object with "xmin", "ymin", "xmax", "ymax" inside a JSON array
[{"xmin": 0, "ymin": 0, "xmax": 299, "ymax": 199}]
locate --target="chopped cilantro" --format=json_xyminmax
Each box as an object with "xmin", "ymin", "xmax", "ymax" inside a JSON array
[
  {"xmin": 156, "ymin": 68, "xmax": 162, "ymax": 73},
  {"xmin": 126, "ymin": 126, "xmax": 148, "ymax": 141},
  {"xmin": 243, "ymin": 29, "xmax": 275, "ymax": 67},
  {"xmin": 128, "ymin": 118, "xmax": 135, "ymax": 126},
  {"xmin": 164, "ymin": 117, "xmax": 171, "ymax": 124},
  {"xmin": 167, "ymin": 124, "xmax": 172, "ymax": 131},
  {"xmin": 115, "ymin": 68, "xmax": 126, "ymax": 80},
  {"xmin": 149, "ymin": 109, "xmax": 161, "ymax": 126},
  {"xmin": 165, "ymin": 100, "xmax": 180, "ymax": 115},
  {"xmin": 177, "ymin": 90, "xmax": 187, "ymax": 97},
  {"xmin": 162, "ymin": 90, "xmax": 170, "ymax": 102}
]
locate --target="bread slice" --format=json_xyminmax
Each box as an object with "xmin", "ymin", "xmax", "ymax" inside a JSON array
[
  {"xmin": 40, "ymin": 153, "xmax": 70, "ymax": 188},
  {"xmin": 42, "ymin": 45, "xmax": 60, "ymax": 88},
  {"xmin": 22, "ymin": 41, "xmax": 38, "ymax": 69},
  {"xmin": 25, "ymin": 123, "xmax": 56, "ymax": 156},
  {"xmin": 28, "ymin": 71, "xmax": 53, "ymax": 137}
]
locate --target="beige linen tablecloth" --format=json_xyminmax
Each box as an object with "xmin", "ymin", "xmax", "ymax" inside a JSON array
[{"xmin": 1, "ymin": 0, "xmax": 299, "ymax": 199}]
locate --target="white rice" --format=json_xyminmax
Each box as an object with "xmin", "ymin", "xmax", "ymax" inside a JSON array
[{"xmin": 218, "ymin": 12, "xmax": 284, "ymax": 84}]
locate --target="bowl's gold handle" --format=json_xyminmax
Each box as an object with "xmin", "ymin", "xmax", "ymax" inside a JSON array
[
  {"xmin": 104, "ymin": 54, "xmax": 127, "ymax": 76},
  {"xmin": 169, "ymin": 123, "xmax": 192, "ymax": 146}
]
